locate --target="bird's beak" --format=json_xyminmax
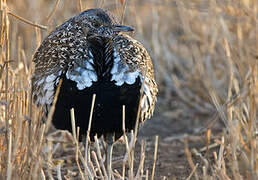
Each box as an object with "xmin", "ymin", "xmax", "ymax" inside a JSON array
[{"xmin": 113, "ymin": 25, "xmax": 134, "ymax": 32}]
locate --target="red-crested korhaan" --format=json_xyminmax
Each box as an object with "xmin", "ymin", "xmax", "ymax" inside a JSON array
[{"xmin": 32, "ymin": 8, "xmax": 157, "ymax": 178}]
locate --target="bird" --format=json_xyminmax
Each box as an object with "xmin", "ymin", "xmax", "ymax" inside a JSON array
[{"xmin": 32, "ymin": 8, "xmax": 157, "ymax": 178}]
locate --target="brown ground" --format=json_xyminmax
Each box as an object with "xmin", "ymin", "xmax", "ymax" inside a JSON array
[
  {"xmin": 110, "ymin": 98, "xmax": 223, "ymax": 179},
  {"xmin": 44, "ymin": 97, "xmax": 222, "ymax": 179}
]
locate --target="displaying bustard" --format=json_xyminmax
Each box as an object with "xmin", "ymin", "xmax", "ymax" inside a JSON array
[{"xmin": 32, "ymin": 8, "xmax": 157, "ymax": 177}]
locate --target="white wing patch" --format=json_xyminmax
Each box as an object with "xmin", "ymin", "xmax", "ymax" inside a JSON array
[
  {"xmin": 34, "ymin": 70, "xmax": 62, "ymax": 105},
  {"xmin": 66, "ymin": 58, "xmax": 97, "ymax": 90},
  {"xmin": 110, "ymin": 48, "xmax": 155, "ymax": 120},
  {"xmin": 111, "ymin": 49, "xmax": 140, "ymax": 86}
]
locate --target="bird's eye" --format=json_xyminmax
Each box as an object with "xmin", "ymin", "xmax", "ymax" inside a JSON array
[{"xmin": 92, "ymin": 21, "xmax": 101, "ymax": 28}]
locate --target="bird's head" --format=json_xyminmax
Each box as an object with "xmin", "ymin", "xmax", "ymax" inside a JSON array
[{"xmin": 75, "ymin": 8, "xmax": 134, "ymax": 39}]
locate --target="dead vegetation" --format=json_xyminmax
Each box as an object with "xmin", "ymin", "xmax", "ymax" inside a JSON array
[{"xmin": 0, "ymin": 0, "xmax": 257, "ymax": 179}]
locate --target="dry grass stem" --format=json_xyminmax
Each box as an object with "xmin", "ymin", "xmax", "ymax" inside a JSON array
[
  {"xmin": 70, "ymin": 108, "xmax": 76, "ymax": 141},
  {"xmin": 186, "ymin": 163, "xmax": 199, "ymax": 180},
  {"xmin": 46, "ymin": 0, "xmax": 61, "ymax": 22},
  {"xmin": 184, "ymin": 139, "xmax": 199, "ymax": 180},
  {"xmin": 151, "ymin": 135, "xmax": 159, "ymax": 180},
  {"xmin": 94, "ymin": 136, "xmax": 108, "ymax": 179},
  {"xmin": 7, "ymin": 11, "xmax": 47, "ymax": 30},
  {"xmin": 0, "ymin": 0, "xmax": 256, "ymax": 179},
  {"xmin": 44, "ymin": 80, "xmax": 62, "ymax": 135}
]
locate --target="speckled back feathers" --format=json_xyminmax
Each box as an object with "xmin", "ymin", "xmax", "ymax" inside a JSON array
[{"xmin": 32, "ymin": 8, "xmax": 157, "ymax": 124}]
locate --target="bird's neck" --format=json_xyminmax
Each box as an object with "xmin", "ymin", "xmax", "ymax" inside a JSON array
[{"xmin": 88, "ymin": 37, "xmax": 114, "ymax": 78}]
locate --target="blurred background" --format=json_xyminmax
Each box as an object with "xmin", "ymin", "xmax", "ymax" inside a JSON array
[{"xmin": 0, "ymin": 0, "xmax": 257, "ymax": 179}]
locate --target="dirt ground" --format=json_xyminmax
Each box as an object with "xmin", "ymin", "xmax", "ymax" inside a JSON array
[
  {"xmin": 46, "ymin": 97, "xmax": 222, "ymax": 179},
  {"xmin": 111, "ymin": 98, "xmax": 223, "ymax": 179}
]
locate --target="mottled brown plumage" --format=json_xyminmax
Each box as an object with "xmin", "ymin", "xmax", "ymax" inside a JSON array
[
  {"xmin": 32, "ymin": 9, "xmax": 157, "ymax": 129},
  {"xmin": 32, "ymin": 8, "xmax": 157, "ymax": 176}
]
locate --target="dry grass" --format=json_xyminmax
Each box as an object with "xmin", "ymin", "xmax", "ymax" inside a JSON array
[{"xmin": 0, "ymin": 0, "xmax": 257, "ymax": 179}]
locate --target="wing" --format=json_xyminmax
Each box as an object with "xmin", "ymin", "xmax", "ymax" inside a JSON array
[
  {"xmin": 111, "ymin": 34, "xmax": 158, "ymax": 122},
  {"xmin": 32, "ymin": 19, "xmax": 96, "ymax": 107}
]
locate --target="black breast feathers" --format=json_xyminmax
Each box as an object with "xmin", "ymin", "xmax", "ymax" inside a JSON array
[{"xmin": 32, "ymin": 8, "xmax": 158, "ymax": 141}]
